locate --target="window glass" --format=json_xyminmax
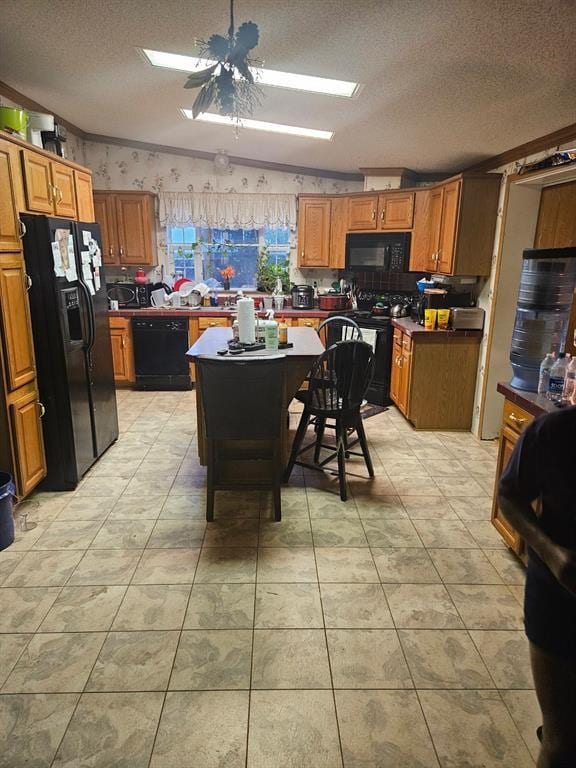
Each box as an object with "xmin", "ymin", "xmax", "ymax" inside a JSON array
[{"xmin": 168, "ymin": 226, "xmax": 290, "ymax": 289}]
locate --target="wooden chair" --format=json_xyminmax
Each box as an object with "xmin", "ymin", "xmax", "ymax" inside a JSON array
[
  {"xmin": 196, "ymin": 355, "xmax": 286, "ymax": 522},
  {"xmin": 284, "ymin": 340, "xmax": 375, "ymax": 501},
  {"xmin": 317, "ymin": 315, "xmax": 363, "ymax": 344}
]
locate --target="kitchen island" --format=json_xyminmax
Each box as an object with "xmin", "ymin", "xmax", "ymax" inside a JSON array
[{"xmin": 186, "ymin": 325, "xmax": 324, "ymax": 466}]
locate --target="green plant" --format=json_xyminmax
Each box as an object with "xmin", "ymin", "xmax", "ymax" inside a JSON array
[{"xmin": 256, "ymin": 245, "xmax": 290, "ymax": 293}]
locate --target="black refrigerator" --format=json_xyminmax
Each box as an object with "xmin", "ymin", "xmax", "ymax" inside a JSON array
[{"xmin": 22, "ymin": 215, "xmax": 119, "ymax": 490}]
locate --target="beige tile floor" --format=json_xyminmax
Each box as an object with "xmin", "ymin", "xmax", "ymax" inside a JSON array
[{"xmin": 0, "ymin": 388, "xmax": 541, "ymax": 767}]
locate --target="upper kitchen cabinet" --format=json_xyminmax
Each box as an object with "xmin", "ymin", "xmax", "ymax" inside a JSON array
[
  {"xmin": 377, "ymin": 192, "xmax": 414, "ymax": 230},
  {"xmin": 408, "ymin": 190, "xmax": 431, "ymax": 272},
  {"xmin": 20, "ymin": 150, "xmax": 93, "ymax": 221},
  {"xmin": 427, "ymin": 175, "xmax": 501, "ymax": 276},
  {"xmin": 74, "ymin": 170, "xmax": 95, "ymax": 222},
  {"xmin": 93, "ymin": 191, "xmax": 157, "ymax": 267},
  {"xmin": 298, "ymin": 196, "xmax": 332, "ymax": 268},
  {"xmin": 348, "ymin": 195, "xmax": 378, "ymax": 230},
  {"xmin": 0, "ymin": 138, "xmax": 25, "ymax": 251}
]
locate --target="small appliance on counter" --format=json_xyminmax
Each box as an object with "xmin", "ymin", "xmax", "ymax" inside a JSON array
[
  {"xmin": 41, "ymin": 122, "xmax": 67, "ymax": 157},
  {"xmin": 415, "ymin": 291, "xmax": 473, "ymax": 325},
  {"xmin": 27, "ymin": 112, "xmax": 55, "ymax": 148},
  {"xmin": 291, "ymin": 284, "xmax": 314, "ymax": 309},
  {"xmin": 451, "ymin": 307, "xmax": 485, "ymax": 330},
  {"xmin": 107, "ymin": 282, "xmax": 153, "ymax": 308}
]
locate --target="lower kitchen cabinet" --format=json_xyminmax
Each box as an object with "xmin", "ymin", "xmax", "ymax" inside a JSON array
[
  {"xmin": 390, "ymin": 323, "xmax": 481, "ymax": 430},
  {"xmin": 491, "ymin": 398, "xmax": 535, "ymax": 558},
  {"xmin": 7, "ymin": 385, "xmax": 47, "ymax": 496},
  {"xmin": 109, "ymin": 317, "xmax": 135, "ymax": 385}
]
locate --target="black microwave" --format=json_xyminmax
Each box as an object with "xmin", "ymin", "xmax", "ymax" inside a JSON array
[
  {"xmin": 345, "ymin": 232, "xmax": 411, "ymax": 272},
  {"xmin": 106, "ymin": 282, "xmax": 152, "ymax": 308}
]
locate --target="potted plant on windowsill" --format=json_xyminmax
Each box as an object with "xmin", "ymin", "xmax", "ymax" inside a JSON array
[{"xmin": 256, "ymin": 245, "xmax": 290, "ymax": 293}]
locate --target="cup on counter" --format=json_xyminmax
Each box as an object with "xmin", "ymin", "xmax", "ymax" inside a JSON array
[
  {"xmin": 424, "ymin": 308, "xmax": 437, "ymax": 330},
  {"xmin": 437, "ymin": 308, "xmax": 450, "ymax": 330},
  {"xmin": 263, "ymin": 296, "xmax": 274, "ymax": 310},
  {"xmin": 109, "ymin": 299, "xmax": 119, "ymax": 311},
  {"xmin": 274, "ymin": 295, "xmax": 285, "ymax": 311}
]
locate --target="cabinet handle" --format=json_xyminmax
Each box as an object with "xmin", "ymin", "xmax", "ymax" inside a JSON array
[
  {"xmin": 402, "ymin": 340, "xmax": 410, "ymax": 348},
  {"xmin": 371, "ymin": 209, "xmax": 376, "ymax": 221},
  {"xmin": 301, "ymin": 250, "xmax": 304, "ymax": 258},
  {"xmin": 49, "ymin": 184, "xmax": 56, "ymax": 203},
  {"xmin": 18, "ymin": 219, "xmax": 26, "ymax": 239},
  {"xmin": 109, "ymin": 246, "xmax": 114, "ymax": 258},
  {"xmin": 121, "ymin": 335, "xmax": 126, "ymax": 349},
  {"xmin": 380, "ymin": 208, "xmax": 385, "ymax": 221},
  {"xmin": 209, "ymin": 322, "xmax": 216, "ymax": 327},
  {"xmin": 37, "ymin": 402, "xmax": 46, "ymax": 418},
  {"xmin": 25, "ymin": 273, "xmax": 32, "ymax": 291},
  {"xmin": 119, "ymin": 246, "xmax": 124, "ymax": 257},
  {"xmin": 57, "ymin": 186, "xmax": 63, "ymax": 203},
  {"xmin": 508, "ymin": 412, "xmax": 526, "ymax": 427}
]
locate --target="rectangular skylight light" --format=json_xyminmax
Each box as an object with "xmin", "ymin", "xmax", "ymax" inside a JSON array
[
  {"xmin": 142, "ymin": 48, "xmax": 359, "ymax": 98},
  {"xmin": 181, "ymin": 109, "xmax": 334, "ymax": 140}
]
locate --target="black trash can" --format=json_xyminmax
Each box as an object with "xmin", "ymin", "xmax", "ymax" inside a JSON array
[{"xmin": 0, "ymin": 472, "xmax": 16, "ymax": 551}]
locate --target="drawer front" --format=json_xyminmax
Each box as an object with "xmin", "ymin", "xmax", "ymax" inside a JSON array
[
  {"xmin": 393, "ymin": 327, "xmax": 403, "ymax": 346},
  {"xmin": 401, "ymin": 334, "xmax": 412, "ymax": 352},
  {"xmin": 503, "ymin": 399, "xmax": 533, "ymax": 434},
  {"xmin": 109, "ymin": 316, "xmax": 131, "ymax": 331},
  {"xmin": 198, "ymin": 317, "xmax": 230, "ymax": 331},
  {"xmin": 297, "ymin": 317, "xmax": 320, "ymax": 329}
]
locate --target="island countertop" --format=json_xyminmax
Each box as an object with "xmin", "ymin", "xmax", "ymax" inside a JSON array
[{"xmin": 186, "ymin": 325, "xmax": 325, "ymax": 360}]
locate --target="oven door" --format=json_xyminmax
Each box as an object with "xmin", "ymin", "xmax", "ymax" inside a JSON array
[{"xmin": 355, "ymin": 321, "xmax": 394, "ymax": 406}]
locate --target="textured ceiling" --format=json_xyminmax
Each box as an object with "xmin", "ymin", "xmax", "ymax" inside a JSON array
[{"xmin": 1, "ymin": 0, "xmax": 575, "ymax": 173}]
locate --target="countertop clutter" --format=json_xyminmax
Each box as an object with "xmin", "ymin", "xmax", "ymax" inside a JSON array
[
  {"xmin": 391, "ymin": 317, "xmax": 483, "ymax": 340},
  {"xmin": 108, "ymin": 307, "xmax": 331, "ymax": 319}
]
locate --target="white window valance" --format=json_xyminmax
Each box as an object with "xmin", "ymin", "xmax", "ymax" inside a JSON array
[{"xmin": 159, "ymin": 192, "xmax": 297, "ymax": 230}]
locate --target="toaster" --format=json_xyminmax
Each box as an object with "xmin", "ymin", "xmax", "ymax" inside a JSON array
[{"xmin": 450, "ymin": 307, "xmax": 485, "ymax": 330}]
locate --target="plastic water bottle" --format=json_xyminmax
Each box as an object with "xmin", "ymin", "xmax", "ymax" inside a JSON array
[
  {"xmin": 537, "ymin": 352, "xmax": 556, "ymax": 395},
  {"xmin": 562, "ymin": 356, "xmax": 576, "ymax": 405},
  {"xmin": 547, "ymin": 353, "xmax": 570, "ymax": 402}
]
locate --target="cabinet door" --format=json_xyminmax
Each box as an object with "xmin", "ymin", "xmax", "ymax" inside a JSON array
[
  {"xmin": 329, "ymin": 196, "xmax": 348, "ymax": 269},
  {"xmin": 409, "ymin": 190, "xmax": 431, "ymax": 272},
  {"xmin": 110, "ymin": 329, "xmax": 134, "ymax": 383},
  {"xmin": 378, "ymin": 193, "xmax": 414, "ymax": 230},
  {"xmin": 398, "ymin": 347, "xmax": 412, "ymax": 416},
  {"xmin": 51, "ymin": 163, "xmax": 77, "ymax": 219},
  {"xmin": 115, "ymin": 194, "xmax": 155, "ymax": 266},
  {"xmin": 491, "ymin": 425, "xmax": 524, "ymax": 554},
  {"xmin": 390, "ymin": 347, "xmax": 401, "ymax": 405},
  {"xmin": 348, "ymin": 196, "xmax": 378, "ymax": 230},
  {"xmin": 94, "ymin": 193, "xmax": 118, "ymax": 265},
  {"xmin": 427, "ymin": 187, "xmax": 443, "ymax": 271},
  {"xmin": 298, "ymin": 197, "xmax": 331, "ymax": 267},
  {"xmin": 74, "ymin": 170, "xmax": 95, "ymax": 222},
  {"xmin": 436, "ymin": 180, "xmax": 461, "ymax": 274},
  {"xmin": 21, "ymin": 150, "xmax": 54, "ymax": 214},
  {"xmin": 0, "ymin": 254, "xmax": 36, "ymax": 390},
  {"xmin": 9, "ymin": 388, "xmax": 46, "ymax": 496},
  {"xmin": 0, "ymin": 141, "xmax": 24, "ymax": 251}
]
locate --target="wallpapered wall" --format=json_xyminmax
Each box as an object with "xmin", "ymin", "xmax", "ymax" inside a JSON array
[{"xmin": 81, "ymin": 139, "xmax": 364, "ymax": 286}]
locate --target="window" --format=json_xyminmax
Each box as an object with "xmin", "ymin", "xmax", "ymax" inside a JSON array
[{"xmin": 168, "ymin": 226, "xmax": 290, "ymax": 289}]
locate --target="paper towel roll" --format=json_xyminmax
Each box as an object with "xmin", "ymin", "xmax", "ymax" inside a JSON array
[{"xmin": 237, "ymin": 297, "xmax": 256, "ymax": 344}]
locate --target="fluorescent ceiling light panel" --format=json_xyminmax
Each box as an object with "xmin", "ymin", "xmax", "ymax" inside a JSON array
[
  {"xmin": 181, "ymin": 109, "xmax": 333, "ymax": 140},
  {"xmin": 142, "ymin": 48, "xmax": 359, "ymax": 98}
]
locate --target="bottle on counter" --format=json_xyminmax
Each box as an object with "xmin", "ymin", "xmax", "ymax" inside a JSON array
[
  {"xmin": 264, "ymin": 319, "xmax": 279, "ymax": 351},
  {"xmin": 547, "ymin": 352, "xmax": 570, "ymax": 402},
  {"xmin": 278, "ymin": 317, "xmax": 288, "ymax": 346},
  {"xmin": 537, "ymin": 351, "xmax": 556, "ymax": 395},
  {"xmin": 562, "ymin": 355, "xmax": 576, "ymax": 405}
]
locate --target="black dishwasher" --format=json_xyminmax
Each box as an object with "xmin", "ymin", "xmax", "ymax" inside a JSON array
[{"xmin": 132, "ymin": 318, "xmax": 192, "ymax": 390}]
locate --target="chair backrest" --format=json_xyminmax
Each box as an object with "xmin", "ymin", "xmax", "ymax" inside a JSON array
[
  {"xmin": 318, "ymin": 316, "xmax": 363, "ymax": 344},
  {"xmin": 196, "ymin": 355, "xmax": 286, "ymax": 441},
  {"xmin": 308, "ymin": 340, "xmax": 374, "ymax": 413}
]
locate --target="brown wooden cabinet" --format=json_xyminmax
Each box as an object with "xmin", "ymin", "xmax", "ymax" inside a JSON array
[
  {"xmin": 390, "ymin": 323, "xmax": 481, "ymax": 430},
  {"xmin": 8, "ymin": 386, "xmax": 46, "ymax": 497},
  {"xmin": 409, "ymin": 190, "xmax": 431, "ymax": 272},
  {"xmin": 0, "ymin": 139, "xmax": 25, "ymax": 251},
  {"xmin": 51, "ymin": 163, "xmax": 77, "ymax": 218},
  {"xmin": 94, "ymin": 192, "xmax": 157, "ymax": 267},
  {"xmin": 0, "ymin": 253, "xmax": 36, "ymax": 391},
  {"xmin": 298, "ymin": 197, "xmax": 332, "ymax": 268},
  {"xmin": 491, "ymin": 398, "xmax": 534, "ymax": 556},
  {"xmin": 74, "ymin": 170, "xmax": 95, "ymax": 222},
  {"xmin": 436, "ymin": 179, "xmax": 461, "ymax": 273},
  {"xmin": 21, "ymin": 150, "xmax": 53, "ymax": 214},
  {"xmin": 378, "ymin": 192, "xmax": 414, "ymax": 230},
  {"xmin": 109, "ymin": 317, "xmax": 135, "ymax": 385},
  {"xmin": 348, "ymin": 195, "xmax": 378, "ymax": 230}
]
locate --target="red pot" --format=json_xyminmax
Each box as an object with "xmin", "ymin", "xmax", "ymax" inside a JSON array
[{"xmin": 318, "ymin": 294, "xmax": 349, "ymax": 311}]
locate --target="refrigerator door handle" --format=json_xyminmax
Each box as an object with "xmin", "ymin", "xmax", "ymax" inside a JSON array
[{"xmin": 77, "ymin": 278, "xmax": 96, "ymax": 353}]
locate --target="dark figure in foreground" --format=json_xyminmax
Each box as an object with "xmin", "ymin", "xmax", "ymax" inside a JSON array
[{"xmin": 499, "ymin": 406, "xmax": 576, "ymax": 768}]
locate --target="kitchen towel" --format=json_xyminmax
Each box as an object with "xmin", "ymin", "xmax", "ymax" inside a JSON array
[
  {"xmin": 237, "ymin": 297, "xmax": 256, "ymax": 344},
  {"xmin": 361, "ymin": 328, "xmax": 377, "ymax": 352}
]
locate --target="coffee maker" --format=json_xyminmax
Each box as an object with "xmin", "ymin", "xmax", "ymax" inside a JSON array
[{"xmin": 41, "ymin": 122, "xmax": 67, "ymax": 158}]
